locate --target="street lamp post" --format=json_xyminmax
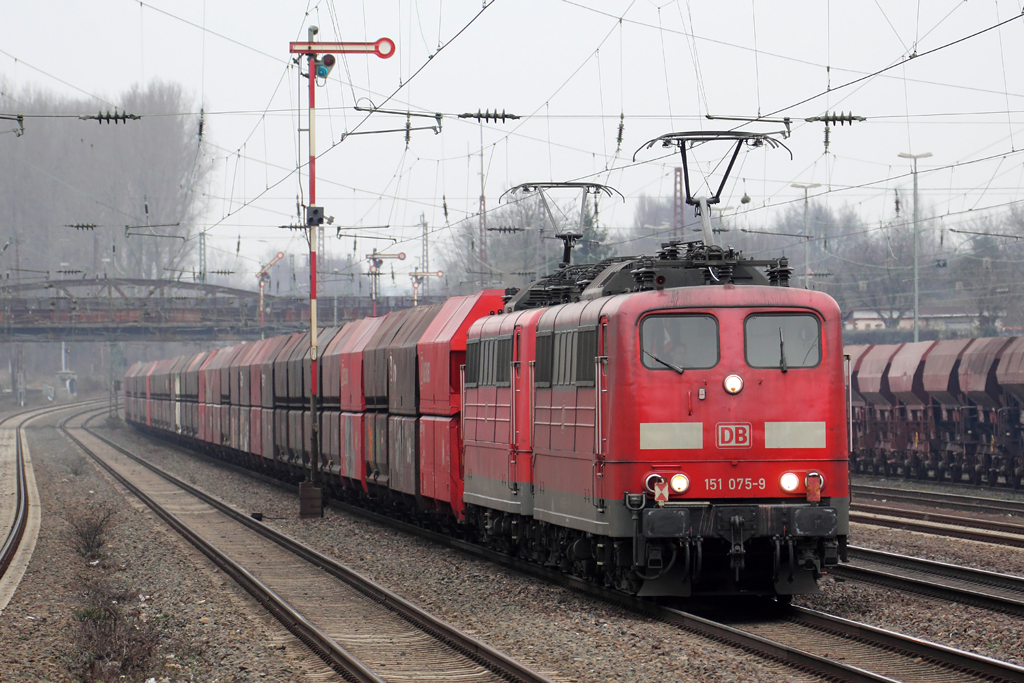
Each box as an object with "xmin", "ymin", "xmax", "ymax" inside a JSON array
[
  {"xmin": 791, "ymin": 183, "xmax": 821, "ymax": 289},
  {"xmin": 898, "ymin": 152, "xmax": 932, "ymax": 342}
]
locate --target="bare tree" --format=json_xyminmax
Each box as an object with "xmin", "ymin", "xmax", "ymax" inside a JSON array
[
  {"xmin": 0, "ymin": 79, "xmax": 211, "ymax": 283},
  {"xmin": 436, "ymin": 193, "xmax": 612, "ymax": 294},
  {"xmin": 949, "ymin": 215, "xmax": 1024, "ymax": 335}
]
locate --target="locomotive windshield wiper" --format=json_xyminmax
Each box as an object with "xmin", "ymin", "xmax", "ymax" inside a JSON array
[
  {"xmin": 643, "ymin": 347, "xmax": 684, "ymax": 374},
  {"xmin": 779, "ymin": 328, "xmax": 788, "ymax": 373}
]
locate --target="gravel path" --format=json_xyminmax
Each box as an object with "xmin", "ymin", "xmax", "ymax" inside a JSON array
[
  {"xmin": 0, "ymin": 412, "xmax": 337, "ymax": 683},
  {"xmin": 97, "ymin": 421, "xmax": 823, "ymax": 683}
]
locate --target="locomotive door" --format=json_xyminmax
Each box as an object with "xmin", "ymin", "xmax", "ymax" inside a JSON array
[
  {"xmin": 508, "ymin": 327, "xmax": 522, "ymax": 495},
  {"xmin": 592, "ymin": 318, "xmax": 608, "ymax": 512}
]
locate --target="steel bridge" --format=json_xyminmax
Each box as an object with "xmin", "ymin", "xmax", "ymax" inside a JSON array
[{"xmin": 0, "ymin": 278, "xmax": 449, "ymax": 341}]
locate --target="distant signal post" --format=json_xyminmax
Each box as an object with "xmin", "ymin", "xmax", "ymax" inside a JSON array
[{"xmin": 290, "ymin": 27, "xmax": 394, "ymax": 514}]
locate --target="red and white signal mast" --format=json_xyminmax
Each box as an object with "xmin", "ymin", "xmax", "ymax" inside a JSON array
[{"xmin": 289, "ymin": 27, "xmax": 394, "ymax": 516}]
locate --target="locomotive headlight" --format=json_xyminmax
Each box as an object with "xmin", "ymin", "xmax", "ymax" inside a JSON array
[
  {"xmin": 670, "ymin": 473, "xmax": 690, "ymax": 493},
  {"xmin": 644, "ymin": 473, "xmax": 664, "ymax": 494},
  {"xmin": 723, "ymin": 374, "xmax": 744, "ymax": 394},
  {"xmin": 780, "ymin": 472, "xmax": 800, "ymax": 492}
]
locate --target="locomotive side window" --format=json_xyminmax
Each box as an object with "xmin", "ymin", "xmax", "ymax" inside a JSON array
[
  {"xmin": 640, "ymin": 315, "xmax": 719, "ymax": 370},
  {"xmin": 495, "ymin": 337, "xmax": 512, "ymax": 386},
  {"xmin": 535, "ymin": 333, "xmax": 553, "ymax": 387},
  {"xmin": 575, "ymin": 327, "xmax": 598, "ymax": 386},
  {"xmin": 465, "ymin": 339, "xmax": 480, "ymax": 387},
  {"xmin": 553, "ymin": 330, "xmax": 579, "ymax": 386},
  {"xmin": 470, "ymin": 336, "xmax": 514, "ymax": 387},
  {"xmin": 745, "ymin": 314, "xmax": 821, "ymax": 369}
]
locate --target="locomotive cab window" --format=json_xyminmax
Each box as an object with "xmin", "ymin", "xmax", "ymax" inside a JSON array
[
  {"xmin": 640, "ymin": 315, "xmax": 719, "ymax": 370},
  {"xmin": 745, "ymin": 313, "xmax": 821, "ymax": 369}
]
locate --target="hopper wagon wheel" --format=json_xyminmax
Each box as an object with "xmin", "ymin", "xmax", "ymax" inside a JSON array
[
  {"xmin": 987, "ymin": 468, "xmax": 999, "ymax": 487},
  {"xmin": 969, "ymin": 468, "xmax": 983, "ymax": 486}
]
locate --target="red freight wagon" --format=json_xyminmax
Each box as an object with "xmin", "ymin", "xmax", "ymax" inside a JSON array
[
  {"xmin": 323, "ymin": 410, "xmax": 340, "ymax": 477},
  {"xmin": 301, "ymin": 326, "xmax": 343, "ymax": 407},
  {"xmin": 168, "ymin": 354, "xmax": 194, "ymax": 403},
  {"xmin": 197, "ymin": 349, "xmax": 221, "ymax": 443},
  {"xmin": 995, "ymin": 337, "xmax": 1024, "ymax": 405},
  {"xmin": 340, "ymin": 412, "xmax": 366, "ymax": 490},
  {"xmin": 254, "ymin": 334, "xmax": 291, "ymax": 408},
  {"xmin": 888, "ymin": 341, "xmax": 938, "ymax": 407},
  {"xmin": 417, "ymin": 291, "xmax": 506, "ymax": 416},
  {"xmin": 922, "ymin": 338, "xmax": 976, "ymax": 407},
  {"xmin": 273, "ymin": 333, "xmax": 305, "ymax": 406},
  {"xmin": 285, "ymin": 332, "xmax": 312, "ymax": 406},
  {"xmin": 958, "ymin": 336, "xmax": 1015, "ymax": 409},
  {"xmin": 320, "ymin": 321, "xmax": 359, "ymax": 408},
  {"xmin": 239, "ymin": 339, "xmax": 270, "ymax": 407},
  {"xmin": 217, "ymin": 344, "xmax": 247, "ymax": 404},
  {"xmin": 855, "ymin": 344, "xmax": 903, "ymax": 407},
  {"xmin": 363, "ymin": 309, "xmax": 412, "ymax": 410},
  {"xmin": 338, "ymin": 317, "xmax": 384, "ymax": 412},
  {"xmin": 388, "ymin": 304, "xmax": 443, "ymax": 416},
  {"xmin": 366, "ymin": 412, "xmax": 389, "ymax": 488},
  {"xmin": 183, "ymin": 351, "xmax": 211, "ymax": 402},
  {"xmin": 230, "ymin": 341, "xmax": 262, "ymax": 407}
]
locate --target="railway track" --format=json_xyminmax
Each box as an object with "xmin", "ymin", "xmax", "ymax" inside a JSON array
[
  {"xmin": 834, "ymin": 546, "xmax": 1024, "ymax": 615},
  {"xmin": 0, "ymin": 400, "xmax": 107, "ymax": 585},
  {"xmin": 63, "ymin": 410, "xmax": 554, "ymax": 683},
  {"xmin": 850, "ymin": 501, "xmax": 1024, "ymax": 547},
  {"xmin": 679, "ymin": 604, "xmax": 1024, "ymax": 683},
  {"xmin": 116, "ymin": 426, "xmax": 1024, "ymax": 683},
  {"xmin": 852, "ymin": 483, "xmax": 1024, "ymax": 517}
]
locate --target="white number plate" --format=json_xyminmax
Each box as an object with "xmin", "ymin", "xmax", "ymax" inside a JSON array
[{"xmin": 704, "ymin": 477, "xmax": 766, "ymax": 491}]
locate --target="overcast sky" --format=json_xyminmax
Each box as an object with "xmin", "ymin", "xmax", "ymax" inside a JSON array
[{"xmin": 3, "ymin": 1, "xmax": 1024, "ymax": 288}]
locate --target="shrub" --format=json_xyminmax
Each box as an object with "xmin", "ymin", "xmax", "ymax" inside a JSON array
[
  {"xmin": 63, "ymin": 502, "xmax": 120, "ymax": 559},
  {"xmin": 65, "ymin": 577, "xmax": 165, "ymax": 682},
  {"xmin": 66, "ymin": 455, "xmax": 89, "ymax": 477}
]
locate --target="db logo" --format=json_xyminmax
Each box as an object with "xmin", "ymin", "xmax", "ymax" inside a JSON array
[{"xmin": 716, "ymin": 423, "xmax": 752, "ymax": 449}]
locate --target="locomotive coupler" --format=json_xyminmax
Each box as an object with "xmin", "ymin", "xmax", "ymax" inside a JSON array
[
  {"xmin": 823, "ymin": 538, "xmax": 839, "ymax": 566},
  {"xmin": 772, "ymin": 535, "xmax": 782, "ymax": 582},
  {"xmin": 692, "ymin": 536, "xmax": 703, "ymax": 584},
  {"xmin": 625, "ymin": 492, "xmax": 647, "ymax": 567},
  {"xmin": 728, "ymin": 515, "xmax": 747, "ymax": 580}
]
